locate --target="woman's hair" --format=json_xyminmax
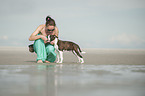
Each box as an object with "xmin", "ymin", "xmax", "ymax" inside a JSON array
[{"xmin": 45, "ymin": 16, "xmax": 56, "ymax": 26}]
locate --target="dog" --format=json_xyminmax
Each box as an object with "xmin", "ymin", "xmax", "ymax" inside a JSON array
[{"xmin": 47, "ymin": 35, "xmax": 85, "ymax": 63}]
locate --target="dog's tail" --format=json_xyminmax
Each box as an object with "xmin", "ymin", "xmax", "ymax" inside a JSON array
[
  {"xmin": 78, "ymin": 46, "xmax": 86, "ymax": 54},
  {"xmin": 81, "ymin": 51, "xmax": 86, "ymax": 54}
]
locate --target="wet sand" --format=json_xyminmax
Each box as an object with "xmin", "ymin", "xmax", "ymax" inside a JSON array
[{"xmin": 0, "ymin": 47, "xmax": 145, "ymax": 96}]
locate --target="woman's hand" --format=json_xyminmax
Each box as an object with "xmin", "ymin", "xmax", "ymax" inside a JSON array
[
  {"xmin": 40, "ymin": 35, "xmax": 48, "ymax": 41},
  {"xmin": 50, "ymin": 41, "xmax": 55, "ymax": 45},
  {"xmin": 40, "ymin": 35, "xmax": 48, "ymax": 43}
]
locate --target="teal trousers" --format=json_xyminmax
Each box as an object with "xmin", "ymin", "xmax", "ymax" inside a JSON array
[{"xmin": 33, "ymin": 38, "xmax": 57, "ymax": 62}]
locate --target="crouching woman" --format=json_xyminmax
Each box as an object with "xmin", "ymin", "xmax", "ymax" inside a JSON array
[{"xmin": 29, "ymin": 16, "xmax": 59, "ymax": 63}]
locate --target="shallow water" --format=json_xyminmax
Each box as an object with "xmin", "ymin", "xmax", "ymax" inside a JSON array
[{"xmin": 0, "ymin": 64, "xmax": 145, "ymax": 96}]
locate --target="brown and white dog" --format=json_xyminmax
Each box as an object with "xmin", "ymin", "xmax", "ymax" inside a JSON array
[{"xmin": 47, "ymin": 35, "xmax": 85, "ymax": 63}]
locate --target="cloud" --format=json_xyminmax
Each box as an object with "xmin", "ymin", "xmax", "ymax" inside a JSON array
[
  {"xmin": 0, "ymin": 35, "xmax": 8, "ymax": 40},
  {"xmin": 87, "ymin": 0, "xmax": 145, "ymax": 10},
  {"xmin": 0, "ymin": 0, "xmax": 35, "ymax": 15},
  {"xmin": 110, "ymin": 33, "xmax": 145, "ymax": 45}
]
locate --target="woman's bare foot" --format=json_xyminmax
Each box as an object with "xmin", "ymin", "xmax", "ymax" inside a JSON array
[
  {"xmin": 37, "ymin": 60, "xmax": 43, "ymax": 63},
  {"xmin": 45, "ymin": 60, "xmax": 50, "ymax": 63}
]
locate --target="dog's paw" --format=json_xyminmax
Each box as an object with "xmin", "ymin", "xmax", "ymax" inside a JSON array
[
  {"xmin": 56, "ymin": 61, "xmax": 59, "ymax": 63},
  {"xmin": 56, "ymin": 61, "xmax": 62, "ymax": 63},
  {"xmin": 81, "ymin": 61, "xmax": 84, "ymax": 64},
  {"xmin": 80, "ymin": 58, "xmax": 84, "ymax": 64}
]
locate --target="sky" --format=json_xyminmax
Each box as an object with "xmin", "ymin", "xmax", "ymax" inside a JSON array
[{"xmin": 0, "ymin": 0, "xmax": 145, "ymax": 49}]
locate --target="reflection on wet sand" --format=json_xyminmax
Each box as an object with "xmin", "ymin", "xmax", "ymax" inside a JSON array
[
  {"xmin": 35, "ymin": 64, "xmax": 58, "ymax": 96},
  {"xmin": 0, "ymin": 64, "xmax": 145, "ymax": 96}
]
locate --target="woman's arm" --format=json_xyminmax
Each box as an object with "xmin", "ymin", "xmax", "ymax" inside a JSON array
[{"xmin": 29, "ymin": 25, "xmax": 47, "ymax": 41}]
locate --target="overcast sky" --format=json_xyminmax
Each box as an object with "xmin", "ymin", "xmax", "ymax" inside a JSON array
[{"xmin": 0, "ymin": 0, "xmax": 145, "ymax": 49}]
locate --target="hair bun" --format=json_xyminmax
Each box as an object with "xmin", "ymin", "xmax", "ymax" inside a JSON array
[
  {"xmin": 46, "ymin": 16, "xmax": 52, "ymax": 21},
  {"xmin": 45, "ymin": 15, "xmax": 56, "ymax": 26}
]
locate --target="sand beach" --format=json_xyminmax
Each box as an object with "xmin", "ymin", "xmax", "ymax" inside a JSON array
[
  {"xmin": 0, "ymin": 47, "xmax": 145, "ymax": 65},
  {"xmin": 0, "ymin": 47, "xmax": 145, "ymax": 96}
]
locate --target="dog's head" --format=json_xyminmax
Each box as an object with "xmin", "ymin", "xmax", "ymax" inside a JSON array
[{"xmin": 49, "ymin": 35, "xmax": 58, "ymax": 41}]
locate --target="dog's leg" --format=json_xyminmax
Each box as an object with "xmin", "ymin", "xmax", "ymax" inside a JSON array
[
  {"xmin": 73, "ymin": 49, "xmax": 84, "ymax": 64},
  {"xmin": 76, "ymin": 48, "xmax": 84, "ymax": 63},
  {"xmin": 59, "ymin": 51, "xmax": 63, "ymax": 63},
  {"xmin": 72, "ymin": 50, "xmax": 80, "ymax": 62},
  {"xmin": 54, "ymin": 45, "xmax": 60, "ymax": 63},
  {"xmin": 56, "ymin": 50, "xmax": 60, "ymax": 63}
]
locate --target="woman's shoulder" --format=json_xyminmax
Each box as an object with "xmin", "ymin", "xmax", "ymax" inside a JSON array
[
  {"xmin": 38, "ymin": 24, "xmax": 45, "ymax": 29},
  {"xmin": 36, "ymin": 24, "xmax": 45, "ymax": 33}
]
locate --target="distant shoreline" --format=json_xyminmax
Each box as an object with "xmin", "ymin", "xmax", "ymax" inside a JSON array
[{"xmin": 0, "ymin": 46, "xmax": 145, "ymax": 50}]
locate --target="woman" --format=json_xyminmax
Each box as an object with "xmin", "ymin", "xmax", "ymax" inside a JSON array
[{"xmin": 29, "ymin": 16, "xmax": 59, "ymax": 63}]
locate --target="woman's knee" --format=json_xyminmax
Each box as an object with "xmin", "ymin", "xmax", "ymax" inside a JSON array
[
  {"xmin": 34, "ymin": 39, "xmax": 44, "ymax": 47},
  {"xmin": 46, "ymin": 45, "xmax": 55, "ymax": 53},
  {"xmin": 46, "ymin": 45, "xmax": 55, "ymax": 50},
  {"xmin": 33, "ymin": 39, "xmax": 45, "ymax": 52},
  {"xmin": 34, "ymin": 39, "xmax": 44, "ymax": 44}
]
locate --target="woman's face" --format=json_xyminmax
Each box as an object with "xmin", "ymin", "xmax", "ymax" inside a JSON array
[{"xmin": 45, "ymin": 25, "xmax": 55, "ymax": 35}]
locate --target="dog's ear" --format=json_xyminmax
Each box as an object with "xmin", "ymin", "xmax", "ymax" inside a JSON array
[
  {"xmin": 49, "ymin": 35, "xmax": 55, "ymax": 41},
  {"xmin": 54, "ymin": 35, "xmax": 58, "ymax": 38}
]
